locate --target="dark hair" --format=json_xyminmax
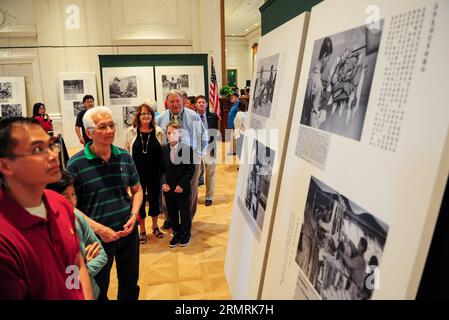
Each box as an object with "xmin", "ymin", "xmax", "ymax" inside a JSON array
[
  {"xmin": 187, "ymin": 96, "xmax": 196, "ymax": 105},
  {"xmin": 240, "ymin": 89, "xmax": 245, "ymax": 96},
  {"xmin": 0, "ymin": 117, "xmax": 42, "ymax": 182},
  {"xmin": 46, "ymin": 171, "xmax": 74, "ymax": 194},
  {"xmin": 237, "ymin": 99, "xmax": 247, "ymax": 112},
  {"xmin": 0, "ymin": 117, "xmax": 42, "ymax": 158},
  {"xmin": 195, "ymin": 95, "xmax": 207, "ymax": 103},
  {"xmin": 319, "ymin": 37, "xmax": 333, "ymax": 60},
  {"xmin": 231, "ymin": 92, "xmax": 239, "ymax": 98},
  {"xmin": 32, "ymin": 103, "xmax": 45, "ymax": 117},
  {"xmin": 131, "ymin": 104, "xmax": 155, "ymax": 128},
  {"xmin": 82, "ymin": 95, "xmax": 94, "ymax": 103}
]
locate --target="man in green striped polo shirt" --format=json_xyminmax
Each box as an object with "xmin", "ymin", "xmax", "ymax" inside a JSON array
[{"xmin": 67, "ymin": 106, "xmax": 143, "ymax": 300}]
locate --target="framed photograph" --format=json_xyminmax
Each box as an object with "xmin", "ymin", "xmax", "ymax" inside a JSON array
[
  {"xmin": 155, "ymin": 66, "xmax": 205, "ymax": 105},
  {"xmin": 102, "ymin": 67, "xmax": 155, "ymax": 106},
  {"xmin": 63, "ymin": 80, "xmax": 84, "ymax": 95},
  {"xmin": 59, "ymin": 72, "xmax": 97, "ymax": 148},
  {"xmin": 0, "ymin": 82, "xmax": 13, "ymax": 100},
  {"xmin": 243, "ymin": 140, "xmax": 276, "ymax": 232},
  {"xmin": 1, "ymin": 104, "xmax": 22, "ymax": 118},
  {"xmin": 295, "ymin": 176, "xmax": 388, "ymax": 300},
  {"xmin": 109, "ymin": 76, "xmax": 138, "ymax": 99},
  {"xmin": 251, "ymin": 54, "xmax": 280, "ymax": 119},
  {"xmin": 299, "ymin": 22, "xmax": 384, "ymax": 141},
  {"xmin": 0, "ymin": 77, "xmax": 26, "ymax": 118}
]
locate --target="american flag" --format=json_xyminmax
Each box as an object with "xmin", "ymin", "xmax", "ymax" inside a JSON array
[{"xmin": 209, "ymin": 56, "xmax": 221, "ymax": 119}]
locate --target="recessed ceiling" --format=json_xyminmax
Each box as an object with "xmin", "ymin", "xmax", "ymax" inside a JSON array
[{"xmin": 225, "ymin": 0, "xmax": 264, "ymax": 37}]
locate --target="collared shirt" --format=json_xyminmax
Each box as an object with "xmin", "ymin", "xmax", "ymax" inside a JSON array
[
  {"xmin": 228, "ymin": 100, "xmax": 240, "ymax": 129},
  {"xmin": 0, "ymin": 188, "xmax": 84, "ymax": 299},
  {"xmin": 157, "ymin": 107, "xmax": 208, "ymax": 159},
  {"xmin": 66, "ymin": 142, "xmax": 140, "ymax": 231}
]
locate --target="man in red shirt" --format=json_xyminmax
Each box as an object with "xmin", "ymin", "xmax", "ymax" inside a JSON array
[{"xmin": 0, "ymin": 117, "xmax": 93, "ymax": 299}]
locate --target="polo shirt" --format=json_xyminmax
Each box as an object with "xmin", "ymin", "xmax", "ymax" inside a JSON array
[
  {"xmin": 0, "ymin": 188, "xmax": 84, "ymax": 299},
  {"xmin": 66, "ymin": 143, "xmax": 140, "ymax": 231}
]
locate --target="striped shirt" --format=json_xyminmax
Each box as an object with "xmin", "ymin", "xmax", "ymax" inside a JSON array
[{"xmin": 66, "ymin": 143, "xmax": 140, "ymax": 231}]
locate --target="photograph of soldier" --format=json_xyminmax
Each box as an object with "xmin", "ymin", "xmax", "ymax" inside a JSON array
[
  {"xmin": 0, "ymin": 82, "xmax": 13, "ymax": 100},
  {"xmin": 109, "ymin": 76, "xmax": 138, "ymax": 99},
  {"xmin": 244, "ymin": 140, "xmax": 275, "ymax": 231},
  {"xmin": 251, "ymin": 54, "xmax": 279, "ymax": 119},
  {"xmin": 63, "ymin": 80, "xmax": 84, "ymax": 94},
  {"xmin": 1, "ymin": 104, "xmax": 22, "ymax": 118},
  {"xmin": 295, "ymin": 176, "xmax": 388, "ymax": 300},
  {"xmin": 299, "ymin": 21, "xmax": 383, "ymax": 141}
]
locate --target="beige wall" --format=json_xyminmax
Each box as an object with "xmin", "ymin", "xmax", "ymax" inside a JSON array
[
  {"xmin": 225, "ymin": 28, "xmax": 260, "ymax": 90},
  {"xmin": 0, "ymin": 0, "xmax": 222, "ymax": 120}
]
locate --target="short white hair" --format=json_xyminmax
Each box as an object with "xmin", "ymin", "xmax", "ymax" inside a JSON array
[
  {"xmin": 83, "ymin": 106, "xmax": 112, "ymax": 130},
  {"xmin": 165, "ymin": 90, "xmax": 182, "ymax": 101}
]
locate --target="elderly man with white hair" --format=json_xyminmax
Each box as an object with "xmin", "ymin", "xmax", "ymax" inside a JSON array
[{"xmin": 67, "ymin": 106, "xmax": 143, "ymax": 300}]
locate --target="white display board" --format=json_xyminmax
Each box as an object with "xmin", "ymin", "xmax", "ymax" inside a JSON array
[
  {"xmin": 154, "ymin": 66, "xmax": 205, "ymax": 105},
  {"xmin": 59, "ymin": 72, "xmax": 97, "ymax": 148},
  {"xmin": 262, "ymin": 0, "xmax": 449, "ymax": 300},
  {"xmin": 102, "ymin": 66, "xmax": 155, "ymax": 107},
  {"xmin": 101, "ymin": 67, "xmax": 156, "ymax": 148},
  {"xmin": 0, "ymin": 77, "xmax": 27, "ymax": 119},
  {"xmin": 224, "ymin": 13, "xmax": 310, "ymax": 299}
]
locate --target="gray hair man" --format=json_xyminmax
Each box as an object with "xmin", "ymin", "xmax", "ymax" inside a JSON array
[{"xmin": 67, "ymin": 106, "xmax": 143, "ymax": 300}]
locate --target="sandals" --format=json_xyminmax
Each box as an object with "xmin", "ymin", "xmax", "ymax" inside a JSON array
[
  {"xmin": 153, "ymin": 227, "xmax": 164, "ymax": 239},
  {"xmin": 139, "ymin": 232, "xmax": 147, "ymax": 244}
]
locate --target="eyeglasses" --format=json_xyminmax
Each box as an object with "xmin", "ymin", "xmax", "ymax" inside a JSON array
[
  {"xmin": 5, "ymin": 140, "xmax": 61, "ymax": 159},
  {"xmin": 92, "ymin": 122, "xmax": 116, "ymax": 131},
  {"xmin": 140, "ymin": 113, "xmax": 151, "ymax": 117}
]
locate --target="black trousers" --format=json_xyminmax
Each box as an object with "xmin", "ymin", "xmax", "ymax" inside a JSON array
[
  {"xmin": 95, "ymin": 228, "xmax": 140, "ymax": 300},
  {"xmin": 139, "ymin": 175, "xmax": 161, "ymax": 218},
  {"xmin": 165, "ymin": 193, "xmax": 191, "ymax": 237}
]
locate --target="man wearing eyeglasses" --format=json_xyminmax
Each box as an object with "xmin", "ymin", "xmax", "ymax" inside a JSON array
[
  {"xmin": 66, "ymin": 106, "xmax": 143, "ymax": 300},
  {"xmin": 0, "ymin": 117, "xmax": 93, "ymax": 299}
]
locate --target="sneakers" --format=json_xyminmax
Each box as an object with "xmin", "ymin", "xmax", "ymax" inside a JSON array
[
  {"xmin": 169, "ymin": 235, "xmax": 181, "ymax": 248},
  {"xmin": 205, "ymin": 199, "xmax": 213, "ymax": 206},
  {"xmin": 180, "ymin": 234, "xmax": 191, "ymax": 247}
]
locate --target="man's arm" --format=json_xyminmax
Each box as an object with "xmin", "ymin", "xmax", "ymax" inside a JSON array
[
  {"xmin": 75, "ymin": 126, "xmax": 85, "ymax": 145},
  {"xmin": 75, "ymin": 252, "xmax": 94, "ymax": 300},
  {"xmin": 117, "ymin": 183, "xmax": 143, "ymax": 238},
  {"xmin": 81, "ymin": 211, "xmax": 119, "ymax": 243}
]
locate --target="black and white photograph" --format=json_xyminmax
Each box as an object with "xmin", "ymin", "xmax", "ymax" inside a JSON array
[
  {"xmin": 1, "ymin": 104, "xmax": 22, "ymax": 118},
  {"xmin": 299, "ymin": 21, "xmax": 384, "ymax": 141},
  {"xmin": 251, "ymin": 54, "xmax": 279, "ymax": 118},
  {"xmin": 63, "ymin": 80, "xmax": 84, "ymax": 95},
  {"xmin": 73, "ymin": 101, "xmax": 85, "ymax": 117},
  {"xmin": 0, "ymin": 82, "xmax": 13, "ymax": 100},
  {"xmin": 109, "ymin": 76, "xmax": 138, "ymax": 99},
  {"xmin": 244, "ymin": 140, "xmax": 276, "ymax": 231},
  {"xmin": 161, "ymin": 74, "xmax": 189, "ymax": 95},
  {"xmin": 122, "ymin": 106, "xmax": 138, "ymax": 128},
  {"xmin": 295, "ymin": 176, "xmax": 388, "ymax": 300}
]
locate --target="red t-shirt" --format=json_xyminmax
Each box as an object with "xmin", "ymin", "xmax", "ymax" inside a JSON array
[
  {"xmin": 0, "ymin": 188, "xmax": 85, "ymax": 299},
  {"xmin": 33, "ymin": 115, "xmax": 53, "ymax": 133}
]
